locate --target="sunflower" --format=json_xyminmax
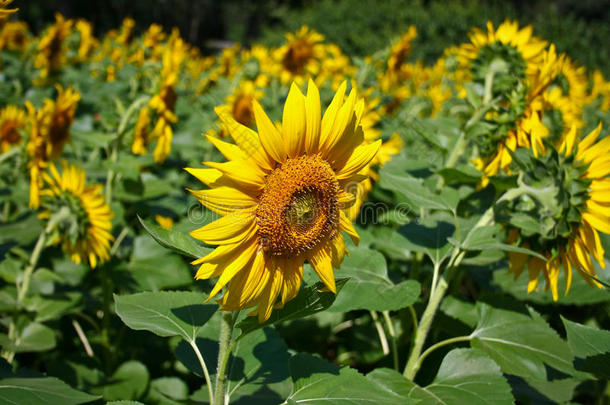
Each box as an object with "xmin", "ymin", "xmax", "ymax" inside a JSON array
[
  {"xmin": 473, "ymin": 45, "xmax": 565, "ymax": 186},
  {"xmin": 506, "ymin": 124, "xmax": 610, "ymax": 300},
  {"xmin": 75, "ymin": 19, "xmax": 98, "ymax": 61},
  {"xmin": 34, "ymin": 13, "xmax": 73, "ymax": 80},
  {"xmin": 0, "ymin": 0, "xmax": 17, "ymax": 21},
  {"xmin": 26, "ymin": 85, "xmax": 80, "ymax": 208},
  {"xmin": 39, "ymin": 162, "xmax": 114, "ymax": 268},
  {"xmin": 148, "ymin": 31, "xmax": 187, "ymax": 162},
  {"xmin": 0, "ymin": 21, "xmax": 30, "ymax": 52},
  {"xmin": 0, "ymin": 105, "xmax": 26, "ymax": 152},
  {"xmin": 272, "ymin": 26, "xmax": 325, "ymax": 84},
  {"xmin": 387, "ymin": 25, "xmax": 417, "ymax": 76},
  {"xmin": 187, "ymin": 80, "xmax": 380, "ymax": 322},
  {"xmin": 131, "ymin": 107, "xmax": 151, "ymax": 155},
  {"xmin": 220, "ymin": 80, "xmax": 263, "ymax": 129}
]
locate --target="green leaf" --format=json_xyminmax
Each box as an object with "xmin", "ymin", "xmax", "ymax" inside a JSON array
[
  {"xmin": 562, "ymin": 317, "xmax": 610, "ymax": 379},
  {"xmin": 114, "ymin": 291, "xmax": 217, "ymax": 343},
  {"xmin": 470, "ymin": 303, "xmax": 576, "ymax": 381},
  {"xmin": 0, "ymin": 376, "xmax": 99, "ymax": 405},
  {"xmin": 138, "ymin": 215, "xmax": 212, "ymax": 259},
  {"xmin": 236, "ymin": 279, "xmax": 347, "ymax": 337},
  {"xmin": 146, "ymin": 377, "xmax": 189, "ymax": 404},
  {"xmin": 284, "ymin": 353, "xmax": 417, "ymax": 404},
  {"xmin": 389, "ymin": 213, "xmax": 455, "ymax": 266},
  {"xmin": 91, "ymin": 361, "xmax": 149, "ymax": 401},
  {"xmin": 440, "ymin": 296, "xmax": 477, "ymax": 328},
  {"xmin": 369, "ymin": 349, "xmax": 514, "ymax": 405},
  {"xmin": 328, "ymin": 247, "xmax": 420, "ymax": 312},
  {"xmin": 0, "ymin": 322, "xmax": 56, "ymax": 353},
  {"xmin": 437, "ymin": 165, "xmax": 482, "ymax": 184},
  {"xmin": 379, "ymin": 170, "xmax": 457, "ymax": 212}
]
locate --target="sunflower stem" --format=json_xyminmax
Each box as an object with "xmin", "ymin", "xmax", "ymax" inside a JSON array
[
  {"xmin": 100, "ymin": 266, "xmax": 114, "ymax": 375},
  {"xmin": 415, "ymin": 335, "xmax": 471, "ymax": 371},
  {"xmin": 214, "ymin": 311, "xmax": 235, "ymax": 405},
  {"xmin": 370, "ymin": 310, "xmax": 390, "ymax": 355},
  {"xmin": 3, "ymin": 208, "xmax": 68, "ymax": 362},
  {"xmin": 189, "ymin": 339, "xmax": 215, "ymax": 404},
  {"xmin": 403, "ymin": 274, "xmax": 450, "ymax": 379},
  {"xmin": 382, "ymin": 311, "xmax": 399, "ymax": 371}
]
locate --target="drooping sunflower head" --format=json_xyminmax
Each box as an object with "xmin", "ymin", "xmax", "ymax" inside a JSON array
[
  {"xmin": 222, "ymin": 80, "xmax": 263, "ymax": 128},
  {"xmin": 39, "ymin": 162, "xmax": 114, "ymax": 268},
  {"xmin": 500, "ymin": 124, "xmax": 610, "ymax": 300},
  {"xmin": 273, "ymin": 26, "xmax": 325, "ymax": 83},
  {"xmin": 187, "ymin": 80, "xmax": 380, "ymax": 322},
  {"xmin": 459, "ymin": 20, "xmax": 547, "ymax": 99},
  {"xmin": 0, "ymin": 21, "xmax": 30, "ymax": 52},
  {"xmin": 34, "ymin": 13, "xmax": 73, "ymax": 79},
  {"xmin": 387, "ymin": 25, "xmax": 417, "ymax": 74},
  {"xmin": 75, "ymin": 19, "xmax": 98, "ymax": 61},
  {"xmin": 0, "ymin": 0, "xmax": 17, "ymax": 22},
  {"xmin": 0, "ymin": 104, "xmax": 26, "ymax": 152},
  {"xmin": 131, "ymin": 107, "xmax": 151, "ymax": 155},
  {"xmin": 47, "ymin": 85, "xmax": 81, "ymax": 159}
]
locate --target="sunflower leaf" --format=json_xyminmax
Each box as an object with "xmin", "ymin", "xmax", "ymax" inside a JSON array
[
  {"xmin": 114, "ymin": 291, "xmax": 217, "ymax": 343},
  {"xmin": 0, "ymin": 376, "xmax": 99, "ymax": 405},
  {"xmin": 138, "ymin": 215, "xmax": 211, "ymax": 259},
  {"xmin": 283, "ymin": 353, "xmax": 418, "ymax": 405},
  {"xmin": 327, "ymin": 247, "xmax": 420, "ymax": 312},
  {"xmin": 236, "ymin": 279, "xmax": 348, "ymax": 337},
  {"xmin": 371, "ymin": 348, "xmax": 513, "ymax": 405},
  {"xmin": 562, "ymin": 317, "xmax": 610, "ymax": 379}
]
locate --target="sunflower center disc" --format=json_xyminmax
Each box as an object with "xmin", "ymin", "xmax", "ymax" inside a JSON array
[{"xmin": 256, "ymin": 154, "xmax": 340, "ymax": 256}]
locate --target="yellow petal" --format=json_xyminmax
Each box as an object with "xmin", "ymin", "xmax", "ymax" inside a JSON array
[
  {"xmin": 307, "ymin": 241, "xmax": 336, "ymax": 293},
  {"xmin": 189, "ymin": 210, "xmax": 256, "ymax": 245},
  {"xmin": 339, "ymin": 210, "xmax": 360, "ymax": 245},
  {"xmin": 185, "ymin": 168, "xmax": 223, "ymax": 186},
  {"xmin": 188, "ymin": 186, "xmax": 257, "ymax": 215},
  {"xmin": 253, "ymin": 99, "xmax": 286, "ymax": 163},
  {"xmin": 304, "ymin": 79, "xmax": 321, "ymax": 154},
  {"xmin": 527, "ymin": 257, "xmax": 544, "ymax": 293},
  {"xmin": 283, "ymin": 82, "xmax": 307, "ymax": 158},
  {"xmin": 206, "ymin": 237, "xmax": 259, "ymax": 300},
  {"xmin": 205, "ymin": 134, "xmax": 247, "ymax": 162},
  {"xmin": 336, "ymin": 140, "xmax": 381, "ymax": 180},
  {"xmin": 215, "ymin": 106, "xmax": 274, "ymax": 171},
  {"xmin": 204, "ymin": 160, "xmax": 265, "ymax": 190},
  {"xmin": 257, "ymin": 261, "xmax": 284, "ymax": 322},
  {"xmin": 320, "ymin": 81, "xmax": 347, "ymax": 148}
]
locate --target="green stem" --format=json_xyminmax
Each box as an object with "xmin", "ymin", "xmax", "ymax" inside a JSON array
[
  {"xmin": 370, "ymin": 311, "xmax": 390, "ymax": 355},
  {"xmin": 403, "ymin": 275, "xmax": 450, "ymax": 379},
  {"xmin": 100, "ymin": 267, "xmax": 114, "ymax": 375},
  {"xmin": 415, "ymin": 335, "xmax": 471, "ymax": 371},
  {"xmin": 214, "ymin": 311, "xmax": 235, "ymax": 405},
  {"xmin": 189, "ymin": 339, "xmax": 215, "ymax": 404},
  {"xmin": 382, "ymin": 311, "xmax": 399, "ymax": 371}
]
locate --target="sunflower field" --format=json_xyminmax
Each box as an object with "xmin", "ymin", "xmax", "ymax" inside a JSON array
[{"xmin": 2, "ymin": 1, "xmax": 610, "ymax": 404}]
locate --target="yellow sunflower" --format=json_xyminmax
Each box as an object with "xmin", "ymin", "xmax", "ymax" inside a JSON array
[
  {"xmin": 34, "ymin": 13, "xmax": 73, "ymax": 80},
  {"xmin": 26, "ymin": 85, "xmax": 80, "ymax": 208},
  {"xmin": 387, "ymin": 25, "xmax": 417, "ymax": 76},
  {"xmin": 75, "ymin": 19, "xmax": 98, "ymax": 61},
  {"xmin": 131, "ymin": 107, "xmax": 151, "ymax": 155},
  {"xmin": 0, "ymin": 0, "xmax": 17, "ymax": 21},
  {"xmin": 220, "ymin": 80, "xmax": 263, "ymax": 130},
  {"xmin": 0, "ymin": 105, "xmax": 26, "ymax": 152},
  {"xmin": 507, "ymin": 124, "xmax": 610, "ymax": 300},
  {"xmin": 0, "ymin": 21, "xmax": 29, "ymax": 52},
  {"xmin": 272, "ymin": 26, "xmax": 325, "ymax": 84},
  {"xmin": 187, "ymin": 80, "xmax": 380, "ymax": 322},
  {"xmin": 39, "ymin": 162, "xmax": 114, "ymax": 268},
  {"xmin": 148, "ymin": 31, "xmax": 187, "ymax": 162}
]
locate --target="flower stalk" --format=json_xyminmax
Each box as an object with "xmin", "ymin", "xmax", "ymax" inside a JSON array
[{"xmin": 214, "ymin": 311, "xmax": 236, "ymax": 405}]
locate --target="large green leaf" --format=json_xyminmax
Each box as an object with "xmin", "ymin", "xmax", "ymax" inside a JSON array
[
  {"xmin": 138, "ymin": 216, "xmax": 212, "ymax": 259},
  {"xmin": 0, "ymin": 376, "xmax": 99, "ymax": 405},
  {"xmin": 328, "ymin": 247, "xmax": 420, "ymax": 312},
  {"xmin": 0, "ymin": 321, "xmax": 56, "ymax": 353},
  {"xmin": 114, "ymin": 291, "xmax": 216, "ymax": 342},
  {"xmin": 283, "ymin": 353, "xmax": 417, "ymax": 404},
  {"xmin": 562, "ymin": 317, "xmax": 610, "ymax": 379},
  {"xmin": 91, "ymin": 360, "xmax": 149, "ymax": 401},
  {"xmin": 188, "ymin": 326, "xmax": 292, "ymax": 405},
  {"xmin": 379, "ymin": 169, "xmax": 458, "ymax": 212},
  {"xmin": 368, "ymin": 349, "xmax": 514, "ymax": 405},
  {"xmin": 236, "ymin": 279, "xmax": 347, "ymax": 337},
  {"xmin": 470, "ymin": 303, "xmax": 576, "ymax": 380}
]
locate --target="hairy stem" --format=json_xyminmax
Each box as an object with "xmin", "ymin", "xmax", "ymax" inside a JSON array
[{"xmin": 214, "ymin": 311, "xmax": 235, "ymax": 405}]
